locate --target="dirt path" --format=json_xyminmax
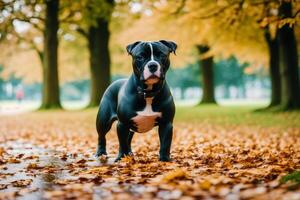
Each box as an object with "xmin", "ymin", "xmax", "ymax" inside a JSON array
[{"xmin": 0, "ymin": 111, "xmax": 299, "ymax": 199}]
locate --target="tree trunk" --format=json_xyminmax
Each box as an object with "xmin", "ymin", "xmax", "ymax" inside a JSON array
[
  {"xmin": 37, "ymin": 51, "xmax": 44, "ymax": 65},
  {"xmin": 264, "ymin": 28, "xmax": 281, "ymax": 107},
  {"xmin": 197, "ymin": 45, "xmax": 216, "ymax": 104},
  {"xmin": 278, "ymin": 2, "xmax": 300, "ymax": 110},
  {"xmin": 87, "ymin": 17, "xmax": 111, "ymax": 107},
  {"xmin": 40, "ymin": 0, "xmax": 61, "ymax": 109}
]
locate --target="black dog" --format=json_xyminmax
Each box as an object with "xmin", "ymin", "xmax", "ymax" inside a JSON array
[{"xmin": 95, "ymin": 40, "xmax": 177, "ymax": 161}]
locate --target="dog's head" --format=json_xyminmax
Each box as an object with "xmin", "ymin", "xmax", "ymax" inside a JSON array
[{"xmin": 126, "ymin": 40, "xmax": 177, "ymax": 86}]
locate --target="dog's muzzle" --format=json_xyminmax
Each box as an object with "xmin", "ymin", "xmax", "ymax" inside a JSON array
[{"xmin": 143, "ymin": 60, "xmax": 161, "ymax": 83}]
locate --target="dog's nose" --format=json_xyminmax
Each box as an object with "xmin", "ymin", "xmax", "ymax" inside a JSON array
[{"xmin": 148, "ymin": 63, "xmax": 158, "ymax": 73}]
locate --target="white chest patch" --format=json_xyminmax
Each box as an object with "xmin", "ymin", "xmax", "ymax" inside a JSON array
[{"xmin": 131, "ymin": 98, "xmax": 162, "ymax": 133}]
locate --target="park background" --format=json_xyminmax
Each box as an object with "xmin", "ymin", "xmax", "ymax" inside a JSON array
[
  {"xmin": 0, "ymin": 0, "xmax": 299, "ymax": 112},
  {"xmin": 0, "ymin": 0, "xmax": 300, "ymax": 199}
]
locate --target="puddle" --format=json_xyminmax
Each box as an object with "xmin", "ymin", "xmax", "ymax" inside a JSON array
[
  {"xmin": 0, "ymin": 140, "xmax": 118, "ymax": 199},
  {"xmin": 0, "ymin": 140, "xmax": 161, "ymax": 199},
  {"xmin": 0, "ymin": 141, "xmax": 71, "ymax": 199}
]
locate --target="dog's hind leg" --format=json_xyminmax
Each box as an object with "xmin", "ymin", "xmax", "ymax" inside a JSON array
[
  {"xmin": 95, "ymin": 79, "xmax": 127, "ymax": 157},
  {"xmin": 95, "ymin": 98, "xmax": 117, "ymax": 157}
]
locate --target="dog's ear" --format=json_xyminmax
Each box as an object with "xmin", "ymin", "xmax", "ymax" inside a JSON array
[
  {"xmin": 126, "ymin": 41, "xmax": 141, "ymax": 55},
  {"xmin": 159, "ymin": 40, "xmax": 177, "ymax": 55}
]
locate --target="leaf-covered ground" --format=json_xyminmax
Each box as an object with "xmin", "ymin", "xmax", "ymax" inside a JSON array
[{"xmin": 0, "ymin": 106, "xmax": 300, "ymax": 199}]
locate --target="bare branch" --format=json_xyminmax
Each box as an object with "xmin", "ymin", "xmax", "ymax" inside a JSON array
[
  {"xmin": 13, "ymin": 31, "xmax": 42, "ymax": 56},
  {"xmin": 171, "ymin": 0, "xmax": 187, "ymax": 15},
  {"xmin": 76, "ymin": 27, "xmax": 88, "ymax": 38},
  {"xmin": 194, "ymin": 2, "xmax": 239, "ymax": 20},
  {"xmin": 293, "ymin": 8, "xmax": 300, "ymax": 18},
  {"xmin": 60, "ymin": 9, "xmax": 77, "ymax": 23},
  {"xmin": 249, "ymin": 0, "xmax": 278, "ymax": 6},
  {"xmin": 10, "ymin": 17, "xmax": 43, "ymax": 32}
]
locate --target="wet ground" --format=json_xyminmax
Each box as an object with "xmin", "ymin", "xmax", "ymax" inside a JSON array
[
  {"xmin": 0, "ymin": 140, "xmax": 77, "ymax": 199},
  {"xmin": 0, "ymin": 140, "xmax": 133, "ymax": 199},
  {"xmin": 0, "ymin": 139, "xmax": 182, "ymax": 200}
]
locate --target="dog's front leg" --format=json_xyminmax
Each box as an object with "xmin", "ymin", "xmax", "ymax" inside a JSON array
[
  {"xmin": 158, "ymin": 122, "xmax": 173, "ymax": 162},
  {"xmin": 128, "ymin": 131, "xmax": 134, "ymax": 155},
  {"xmin": 115, "ymin": 122, "xmax": 130, "ymax": 161}
]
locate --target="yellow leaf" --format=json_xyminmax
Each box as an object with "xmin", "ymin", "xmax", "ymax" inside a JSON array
[
  {"xmin": 199, "ymin": 180, "xmax": 211, "ymax": 190},
  {"xmin": 162, "ymin": 168, "xmax": 188, "ymax": 183}
]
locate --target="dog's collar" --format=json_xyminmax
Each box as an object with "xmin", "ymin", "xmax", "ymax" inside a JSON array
[{"xmin": 137, "ymin": 81, "xmax": 164, "ymax": 99}]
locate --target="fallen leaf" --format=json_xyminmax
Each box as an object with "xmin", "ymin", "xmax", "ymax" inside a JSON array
[
  {"xmin": 11, "ymin": 179, "xmax": 33, "ymax": 187},
  {"xmin": 161, "ymin": 168, "xmax": 189, "ymax": 183}
]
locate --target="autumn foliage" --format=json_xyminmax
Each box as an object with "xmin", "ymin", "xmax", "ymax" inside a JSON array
[{"xmin": 0, "ymin": 110, "xmax": 299, "ymax": 199}]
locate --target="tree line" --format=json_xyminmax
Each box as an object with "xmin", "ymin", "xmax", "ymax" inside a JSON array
[
  {"xmin": 1, "ymin": 0, "xmax": 114, "ymax": 109},
  {"xmin": 179, "ymin": 0, "xmax": 300, "ymax": 110},
  {"xmin": 1, "ymin": 0, "xmax": 300, "ymax": 111}
]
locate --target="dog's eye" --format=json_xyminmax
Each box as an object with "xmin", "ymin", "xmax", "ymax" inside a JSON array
[
  {"xmin": 160, "ymin": 54, "xmax": 168, "ymax": 59},
  {"xmin": 135, "ymin": 56, "xmax": 144, "ymax": 61}
]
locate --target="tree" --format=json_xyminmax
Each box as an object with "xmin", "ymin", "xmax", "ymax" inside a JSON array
[
  {"xmin": 0, "ymin": 1, "xmax": 44, "ymax": 73},
  {"xmin": 112, "ymin": 0, "xmax": 268, "ymax": 105},
  {"xmin": 197, "ymin": 45, "xmax": 216, "ymax": 104},
  {"xmin": 69, "ymin": 0, "xmax": 114, "ymax": 107},
  {"xmin": 277, "ymin": 1, "xmax": 300, "ymax": 110},
  {"xmin": 41, "ymin": 0, "xmax": 61, "ymax": 109},
  {"xmin": 264, "ymin": 27, "xmax": 281, "ymax": 107},
  {"xmin": 0, "ymin": 0, "xmax": 62, "ymax": 109},
  {"xmin": 167, "ymin": 0, "xmax": 300, "ymax": 110},
  {"xmin": 87, "ymin": 11, "xmax": 112, "ymax": 107}
]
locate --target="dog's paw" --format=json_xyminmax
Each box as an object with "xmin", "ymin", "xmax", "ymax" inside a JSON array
[
  {"xmin": 114, "ymin": 155, "xmax": 123, "ymax": 162},
  {"xmin": 95, "ymin": 148, "xmax": 107, "ymax": 157},
  {"xmin": 128, "ymin": 150, "xmax": 134, "ymax": 156},
  {"xmin": 115, "ymin": 152, "xmax": 133, "ymax": 162},
  {"xmin": 159, "ymin": 155, "xmax": 171, "ymax": 162},
  {"xmin": 115, "ymin": 153, "xmax": 126, "ymax": 162}
]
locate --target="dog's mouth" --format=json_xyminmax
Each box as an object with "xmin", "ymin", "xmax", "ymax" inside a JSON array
[{"xmin": 145, "ymin": 75, "xmax": 160, "ymax": 84}]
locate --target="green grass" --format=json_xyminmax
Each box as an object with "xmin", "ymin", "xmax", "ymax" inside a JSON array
[
  {"xmin": 9, "ymin": 102, "xmax": 298, "ymax": 130},
  {"xmin": 175, "ymin": 104, "xmax": 300, "ymax": 128},
  {"xmin": 281, "ymin": 171, "xmax": 300, "ymax": 185}
]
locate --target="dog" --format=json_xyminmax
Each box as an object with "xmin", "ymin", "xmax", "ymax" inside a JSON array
[{"xmin": 95, "ymin": 40, "xmax": 177, "ymax": 161}]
